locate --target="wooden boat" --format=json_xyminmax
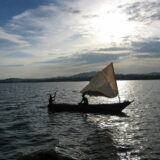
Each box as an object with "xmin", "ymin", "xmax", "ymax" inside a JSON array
[
  {"xmin": 48, "ymin": 101, "xmax": 132, "ymax": 114},
  {"xmin": 48, "ymin": 63, "xmax": 133, "ymax": 113}
]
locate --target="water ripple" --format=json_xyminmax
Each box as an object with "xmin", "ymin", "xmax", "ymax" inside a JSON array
[{"xmin": 0, "ymin": 81, "xmax": 160, "ymax": 160}]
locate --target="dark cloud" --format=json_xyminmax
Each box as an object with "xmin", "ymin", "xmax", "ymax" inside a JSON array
[
  {"xmin": 0, "ymin": 64, "xmax": 24, "ymax": 67},
  {"xmin": 36, "ymin": 38, "xmax": 160, "ymax": 65},
  {"xmin": 97, "ymin": 47, "xmax": 130, "ymax": 52},
  {"xmin": 71, "ymin": 9, "xmax": 80, "ymax": 14},
  {"xmin": 132, "ymin": 41, "xmax": 160, "ymax": 53},
  {"xmin": 75, "ymin": 53, "xmax": 124, "ymax": 64},
  {"xmin": 36, "ymin": 52, "xmax": 126, "ymax": 65},
  {"xmin": 36, "ymin": 56, "xmax": 69, "ymax": 64},
  {"xmin": 119, "ymin": 1, "xmax": 160, "ymax": 23},
  {"xmin": 95, "ymin": 39, "xmax": 160, "ymax": 59},
  {"xmin": 82, "ymin": 14, "xmax": 98, "ymax": 19},
  {"xmin": 5, "ymin": 52, "xmax": 35, "ymax": 58},
  {"xmin": 131, "ymin": 39, "xmax": 160, "ymax": 58},
  {"xmin": 61, "ymin": 7, "xmax": 81, "ymax": 14},
  {"xmin": 68, "ymin": 34, "xmax": 84, "ymax": 41},
  {"xmin": 136, "ymin": 54, "xmax": 160, "ymax": 58}
]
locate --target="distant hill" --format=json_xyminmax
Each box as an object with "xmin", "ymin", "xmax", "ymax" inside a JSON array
[
  {"xmin": 148, "ymin": 72, "xmax": 160, "ymax": 75},
  {"xmin": 0, "ymin": 72, "xmax": 160, "ymax": 83},
  {"xmin": 116, "ymin": 73, "xmax": 160, "ymax": 80},
  {"xmin": 68, "ymin": 71, "xmax": 96, "ymax": 81}
]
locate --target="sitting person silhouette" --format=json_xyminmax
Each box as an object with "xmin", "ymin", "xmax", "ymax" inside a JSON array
[{"xmin": 79, "ymin": 94, "xmax": 88, "ymax": 105}]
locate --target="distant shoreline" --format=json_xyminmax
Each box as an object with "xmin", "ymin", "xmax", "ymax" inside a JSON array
[{"xmin": 0, "ymin": 72, "xmax": 160, "ymax": 83}]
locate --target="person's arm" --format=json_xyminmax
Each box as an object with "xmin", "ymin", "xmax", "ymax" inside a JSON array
[{"xmin": 80, "ymin": 98, "xmax": 84, "ymax": 104}]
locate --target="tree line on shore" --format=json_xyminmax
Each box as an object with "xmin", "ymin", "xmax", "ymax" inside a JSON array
[{"xmin": 0, "ymin": 72, "xmax": 160, "ymax": 83}]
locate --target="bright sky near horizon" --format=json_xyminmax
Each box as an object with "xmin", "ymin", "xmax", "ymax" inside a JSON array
[{"xmin": 0, "ymin": 0, "xmax": 160, "ymax": 79}]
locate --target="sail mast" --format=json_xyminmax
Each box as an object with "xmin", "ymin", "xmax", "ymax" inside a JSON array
[{"xmin": 111, "ymin": 63, "xmax": 121, "ymax": 103}]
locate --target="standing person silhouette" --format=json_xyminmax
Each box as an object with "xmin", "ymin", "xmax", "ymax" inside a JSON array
[
  {"xmin": 49, "ymin": 92, "xmax": 57, "ymax": 105},
  {"xmin": 49, "ymin": 94, "xmax": 53, "ymax": 105}
]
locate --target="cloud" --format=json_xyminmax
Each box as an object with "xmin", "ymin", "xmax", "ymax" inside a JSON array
[
  {"xmin": 8, "ymin": 3, "xmax": 81, "ymax": 32},
  {"xmin": 76, "ymin": 53, "xmax": 126, "ymax": 64},
  {"xmin": 60, "ymin": 7, "xmax": 81, "ymax": 14},
  {"xmin": 119, "ymin": 1, "xmax": 160, "ymax": 23},
  {"xmin": 0, "ymin": 27, "xmax": 29, "ymax": 47},
  {"xmin": 132, "ymin": 40, "xmax": 160, "ymax": 53},
  {"xmin": 5, "ymin": 2, "xmax": 87, "ymax": 55},
  {"xmin": 82, "ymin": 14, "xmax": 98, "ymax": 19},
  {"xmin": 135, "ymin": 54, "xmax": 160, "ymax": 58},
  {"xmin": 5, "ymin": 52, "xmax": 35, "ymax": 58},
  {"xmin": 0, "ymin": 0, "xmax": 160, "ymax": 78},
  {"xmin": 131, "ymin": 39, "xmax": 160, "ymax": 58},
  {"xmin": 97, "ymin": 47, "xmax": 130, "ymax": 52},
  {"xmin": 0, "ymin": 64, "xmax": 24, "ymax": 67},
  {"xmin": 36, "ymin": 52, "xmax": 126, "ymax": 65},
  {"xmin": 94, "ymin": 38, "xmax": 160, "ymax": 60}
]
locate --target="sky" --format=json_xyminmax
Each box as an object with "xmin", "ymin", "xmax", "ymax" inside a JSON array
[{"xmin": 0, "ymin": 0, "xmax": 160, "ymax": 79}]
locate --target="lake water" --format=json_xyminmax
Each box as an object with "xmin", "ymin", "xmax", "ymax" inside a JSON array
[{"xmin": 0, "ymin": 80, "xmax": 160, "ymax": 160}]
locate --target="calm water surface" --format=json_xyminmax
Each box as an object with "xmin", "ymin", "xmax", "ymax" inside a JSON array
[{"xmin": 0, "ymin": 80, "xmax": 160, "ymax": 160}]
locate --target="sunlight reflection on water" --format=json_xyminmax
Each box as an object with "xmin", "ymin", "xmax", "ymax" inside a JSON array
[
  {"xmin": 0, "ymin": 80, "xmax": 160, "ymax": 160},
  {"xmin": 85, "ymin": 80, "xmax": 160, "ymax": 160},
  {"xmin": 88, "ymin": 80, "xmax": 134, "ymax": 104}
]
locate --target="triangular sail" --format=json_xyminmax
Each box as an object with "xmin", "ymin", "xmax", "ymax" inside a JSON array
[{"xmin": 81, "ymin": 63, "xmax": 118, "ymax": 98}]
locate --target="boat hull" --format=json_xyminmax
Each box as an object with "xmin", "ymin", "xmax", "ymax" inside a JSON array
[{"xmin": 48, "ymin": 101, "xmax": 132, "ymax": 114}]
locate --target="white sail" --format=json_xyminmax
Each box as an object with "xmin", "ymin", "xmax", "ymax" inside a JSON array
[{"xmin": 81, "ymin": 63, "xmax": 118, "ymax": 98}]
